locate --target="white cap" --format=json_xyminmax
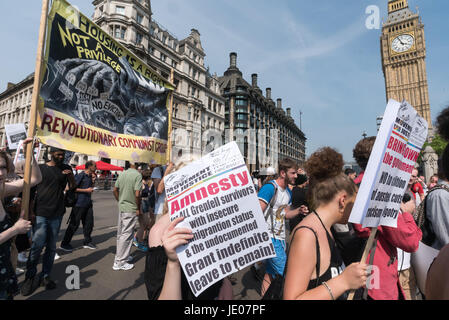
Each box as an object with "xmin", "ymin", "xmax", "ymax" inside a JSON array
[{"xmin": 260, "ymin": 167, "xmax": 276, "ymax": 176}]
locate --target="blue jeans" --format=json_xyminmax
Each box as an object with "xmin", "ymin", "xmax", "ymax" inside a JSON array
[{"xmin": 25, "ymin": 216, "xmax": 63, "ymax": 280}]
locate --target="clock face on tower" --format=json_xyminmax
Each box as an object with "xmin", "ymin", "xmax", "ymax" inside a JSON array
[{"xmin": 391, "ymin": 34, "xmax": 415, "ymax": 53}]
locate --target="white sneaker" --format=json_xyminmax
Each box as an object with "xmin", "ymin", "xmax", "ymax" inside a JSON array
[
  {"xmin": 54, "ymin": 253, "xmax": 61, "ymax": 261},
  {"xmin": 18, "ymin": 252, "xmax": 28, "ymax": 263},
  {"xmin": 113, "ymin": 263, "xmax": 134, "ymax": 271}
]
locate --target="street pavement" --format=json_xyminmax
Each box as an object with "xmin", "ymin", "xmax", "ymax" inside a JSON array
[{"xmin": 15, "ymin": 190, "xmax": 263, "ymax": 300}]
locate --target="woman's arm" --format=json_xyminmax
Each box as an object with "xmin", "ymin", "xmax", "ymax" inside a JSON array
[
  {"xmin": 4, "ymin": 139, "xmax": 42, "ymax": 198},
  {"xmin": 158, "ymin": 216, "xmax": 193, "ymax": 300},
  {"xmin": 283, "ymin": 228, "xmax": 367, "ymax": 300},
  {"xmin": 0, "ymin": 218, "xmax": 31, "ymax": 245}
]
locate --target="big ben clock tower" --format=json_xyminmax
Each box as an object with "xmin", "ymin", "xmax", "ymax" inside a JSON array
[{"xmin": 381, "ymin": 0, "xmax": 432, "ymax": 129}]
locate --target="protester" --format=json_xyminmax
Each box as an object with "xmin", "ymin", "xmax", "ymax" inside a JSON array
[
  {"xmin": 259, "ymin": 167, "xmax": 276, "ymax": 186},
  {"xmin": 0, "ymin": 216, "xmax": 32, "ymax": 300},
  {"xmin": 344, "ymin": 168, "xmax": 357, "ymax": 182},
  {"xmin": 428, "ymin": 175, "xmax": 439, "ymax": 190},
  {"xmin": 10, "ymin": 159, "xmax": 34, "ymax": 268},
  {"xmin": 425, "ymin": 244, "xmax": 449, "ymax": 300},
  {"xmin": 0, "ymin": 139, "xmax": 41, "ymax": 300},
  {"xmin": 353, "ymin": 137, "xmax": 376, "ymax": 187},
  {"xmin": 151, "ymin": 164, "xmax": 169, "ymax": 221},
  {"xmin": 353, "ymin": 184, "xmax": 422, "ymax": 300},
  {"xmin": 133, "ymin": 169, "xmax": 153, "ymax": 253},
  {"xmin": 144, "ymin": 162, "xmax": 233, "ymax": 300},
  {"xmin": 419, "ymin": 175, "xmax": 428, "ymax": 194},
  {"xmin": 112, "ymin": 161, "xmax": 143, "ymax": 271},
  {"xmin": 288, "ymin": 168, "xmax": 310, "ymax": 232},
  {"xmin": 283, "ymin": 147, "xmax": 367, "ymax": 300},
  {"xmin": 406, "ymin": 168, "xmax": 425, "ymax": 205},
  {"xmin": 60, "ymin": 160, "xmax": 97, "ymax": 252},
  {"xmin": 21, "ymin": 145, "xmax": 73, "ymax": 296},
  {"xmin": 252, "ymin": 171, "xmax": 261, "ymax": 192},
  {"xmin": 258, "ymin": 158, "xmax": 307, "ymax": 296},
  {"xmin": 423, "ymin": 107, "xmax": 449, "ymax": 250},
  {"xmin": 328, "ymin": 138, "xmax": 377, "ymax": 267}
]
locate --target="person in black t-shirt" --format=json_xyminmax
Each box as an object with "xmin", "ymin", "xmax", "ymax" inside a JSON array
[
  {"xmin": 21, "ymin": 147, "xmax": 75, "ymax": 297},
  {"xmin": 289, "ymin": 169, "xmax": 310, "ymax": 232},
  {"xmin": 60, "ymin": 161, "xmax": 97, "ymax": 252}
]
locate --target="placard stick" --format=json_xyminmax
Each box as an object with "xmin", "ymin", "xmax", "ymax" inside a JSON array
[
  {"xmin": 347, "ymin": 227, "xmax": 378, "ymax": 300},
  {"xmin": 20, "ymin": 0, "xmax": 50, "ymax": 220},
  {"xmin": 167, "ymin": 68, "xmax": 175, "ymax": 162}
]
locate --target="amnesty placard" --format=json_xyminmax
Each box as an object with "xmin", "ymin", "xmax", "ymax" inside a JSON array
[
  {"xmin": 165, "ymin": 142, "xmax": 276, "ymax": 296},
  {"xmin": 37, "ymin": 0, "xmax": 173, "ymax": 164},
  {"xmin": 349, "ymin": 100, "xmax": 428, "ymax": 228}
]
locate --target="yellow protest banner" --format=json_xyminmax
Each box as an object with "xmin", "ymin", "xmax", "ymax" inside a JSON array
[{"xmin": 37, "ymin": 0, "xmax": 174, "ymax": 164}]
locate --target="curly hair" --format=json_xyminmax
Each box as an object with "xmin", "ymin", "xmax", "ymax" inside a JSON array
[
  {"xmin": 353, "ymin": 137, "xmax": 376, "ymax": 171},
  {"xmin": 305, "ymin": 147, "xmax": 357, "ymax": 209},
  {"xmin": 437, "ymin": 106, "xmax": 449, "ymax": 141}
]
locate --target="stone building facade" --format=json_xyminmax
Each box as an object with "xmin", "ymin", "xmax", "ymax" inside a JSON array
[
  {"xmin": 0, "ymin": 74, "xmax": 34, "ymax": 148},
  {"xmin": 92, "ymin": 0, "xmax": 225, "ymax": 163},
  {"xmin": 219, "ymin": 53, "xmax": 306, "ymax": 173},
  {"xmin": 0, "ymin": 0, "xmax": 306, "ymax": 171}
]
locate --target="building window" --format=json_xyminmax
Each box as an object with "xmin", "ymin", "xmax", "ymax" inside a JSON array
[
  {"xmin": 115, "ymin": 6, "xmax": 125, "ymax": 15},
  {"xmin": 160, "ymin": 53, "xmax": 167, "ymax": 62},
  {"xmin": 137, "ymin": 13, "xmax": 144, "ymax": 24},
  {"xmin": 149, "ymin": 46, "xmax": 154, "ymax": 54},
  {"xmin": 136, "ymin": 33, "xmax": 143, "ymax": 44},
  {"xmin": 235, "ymin": 99, "xmax": 247, "ymax": 106},
  {"xmin": 115, "ymin": 26, "xmax": 126, "ymax": 39}
]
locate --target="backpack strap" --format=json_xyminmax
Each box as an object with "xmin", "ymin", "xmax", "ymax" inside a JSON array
[{"xmin": 263, "ymin": 182, "xmax": 279, "ymax": 236}]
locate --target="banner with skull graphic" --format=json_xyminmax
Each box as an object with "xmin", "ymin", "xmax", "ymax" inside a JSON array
[{"xmin": 37, "ymin": 0, "xmax": 174, "ymax": 164}]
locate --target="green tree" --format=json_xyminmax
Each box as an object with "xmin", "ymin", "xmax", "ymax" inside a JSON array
[{"xmin": 418, "ymin": 134, "xmax": 448, "ymax": 164}]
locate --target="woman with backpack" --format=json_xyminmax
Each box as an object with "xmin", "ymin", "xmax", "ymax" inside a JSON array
[
  {"xmin": 283, "ymin": 147, "xmax": 368, "ymax": 300},
  {"xmin": 133, "ymin": 169, "xmax": 155, "ymax": 252}
]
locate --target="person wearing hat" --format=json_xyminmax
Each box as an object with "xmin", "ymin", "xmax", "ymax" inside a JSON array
[{"xmin": 21, "ymin": 146, "xmax": 76, "ymax": 296}]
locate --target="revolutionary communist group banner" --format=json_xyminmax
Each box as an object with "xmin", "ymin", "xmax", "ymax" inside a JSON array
[{"xmin": 37, "ymin": 0, "xmax": 174, "ymax": 164}]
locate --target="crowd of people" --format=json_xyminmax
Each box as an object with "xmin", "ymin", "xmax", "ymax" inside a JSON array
[{"xmin": 1, "ymin": 108, "xmax": 449, "ymax": 301}]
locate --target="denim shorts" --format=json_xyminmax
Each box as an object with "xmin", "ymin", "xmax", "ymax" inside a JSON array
[{"xmin": 264, "ymin": 238, "xmax": 287, "ymax": 277}]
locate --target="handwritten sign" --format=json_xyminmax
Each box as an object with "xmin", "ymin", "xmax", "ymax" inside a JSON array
[
  {"xmin": 349, "ymin": 100, "xmax": 428, "ymax": 228},
  {"xmin": 165, "ymin": 142, "xmax": 276, "ymax": 296},
  {"xmin": 5, "ymin": 123, "xmax": 27, "ymax": 150}
]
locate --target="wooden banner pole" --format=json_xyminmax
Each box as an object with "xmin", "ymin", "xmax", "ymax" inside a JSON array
[
  {"xmin": 347, "ymin": 227, "xmax": 379, "ymax": 300},
  {"xmin": 21, "ymin": 0, "xmax": 50, "ymax": 220},
  {"xmin": 167, "ymin": 68, "xmax": 174, "ymax": 163}
]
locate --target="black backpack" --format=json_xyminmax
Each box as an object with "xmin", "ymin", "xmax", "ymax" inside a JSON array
[{"xmin": 64, "ymin": 173, "xmax": 86, "ymax": 208}]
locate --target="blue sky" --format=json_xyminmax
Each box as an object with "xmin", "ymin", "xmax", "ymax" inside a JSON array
[{"xmin": 1, "ymin": 0, "xmax": 448, "ymax": 162}]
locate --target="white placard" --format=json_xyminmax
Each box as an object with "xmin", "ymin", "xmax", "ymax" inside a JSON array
[
  {"xmin": 349, "ymin": 100, "xmax": 428, "ymax": 228},
  {"xmin": 165, "ymin": 142, "xmax": 276, "ymax": 297},
  {"xmin": 5, "ymin": 123, "xmax": 27, "ymax": 150},
  {"xmin": 13, "ymin": 140, "xmax": 42, "ymax": 165}
]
